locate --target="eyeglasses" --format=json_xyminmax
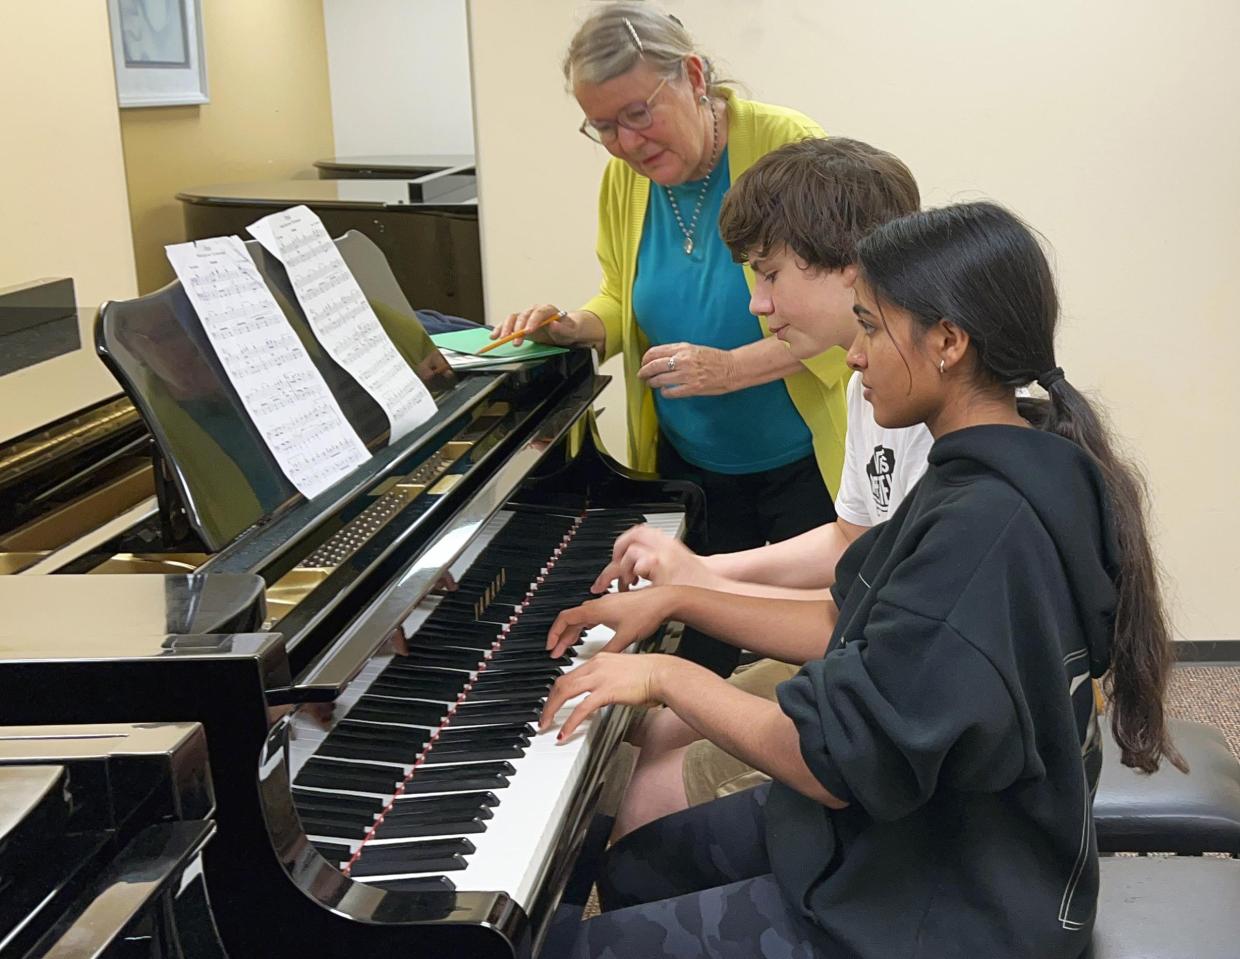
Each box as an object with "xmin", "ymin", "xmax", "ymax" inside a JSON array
[{"xmin": 578, "ymin": 76, "xmax": 669, "ymax": 145}]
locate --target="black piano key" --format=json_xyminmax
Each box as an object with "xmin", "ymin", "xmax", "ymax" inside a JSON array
[
  {"xmin": 383, "ymin": 659, "xmax": 473, "ymax": 679},
  {"xmin": 392, "ymin": 647, "xmax": 486, "ymax": 670},
  {"xmin": 404, "ymin": 632, "xmax": 498, "ymax": 652},
  {"xmin": 376, "ymin": 816, "xmax": 488, "ymax": 839},
  {"xmin": 443, "ymin": 710, "xmax": 535, "ymax": 730},
  {"xmin": 317, "ymin": 739, "xmax": 424, "ymax": 765},
  {"xmin": 458, "ymin": 684, "xmax": 550, "ymax": 704},
  {"xmin": 321, "ymin": 723, "xmax": 429, "ymax": 749},
  {"xmin": 423, "ymin": 742, "xmax": 524, "ymax": 763},
  {"xmin": 325, "ymin": 720, "xmax": 430, "ymax": 744},
  {"xmin": 468, "ymin": 676, "xmax": 554, "ymax": 698},
  {"xmin": 347, "ymin": 838, "xmax": 475, "ymax": 877},
  {"xmin": 382, "ymin": 801, "xmax": 492, "ymax": 825},
  {"xmin": 488, "ymin": 648, "xmax": 573, "ymax": 667},
  {"xmin": 312, "ymin": 841, "xmax": 354, "ymax": 866},
  {"xmin": 293, "ymin": 790, "xmax": 384, "ymax": 818},
  {"xmin": 452, "ymin": 702, "xmax": 542, "ymax": 725},
  {"xmin": 325, "ymin": 721, "xmax": 436, "ymax": 746},
  {"xmin": 367, "ymin": 679, "xmax": 461, "ymax": 702},
  {"xmin": 299, "ymin": 814, "xmax": 371, "ymax": 838},
  {"xmin": 401, "ymin": 640, "xmax": 496, "ymax": 660},
  {"xmin": 387, "ymin": 791, "xmax": 499, "ymax": 816},
  {"xmin": 400, "ymin": 762, "xmax": 512, "ymax": 793},
  {"xmin": 435, "ymin": 722, "xmax": 531, "ymax": 744},
  {"xmin": 350, "ymin": 698, "xmax": 449, "ymax": 727},
  {"xmin": 462, "ymin": 684, "xmax": 553, "ymax": 704},
  {"xmin": 473, "ymin": 661, "xmax": 563, "ymax": 678},
  {"xmin": 295, "ymin": 758, "xmax": 406, "ymax": 794},
  {"xmin": 372, "ymin": 666, "xmax": 468, "ymax": 694},
  {"xmin": 364, "ymin": 876, "xmax": 457, "ymax": 893}
]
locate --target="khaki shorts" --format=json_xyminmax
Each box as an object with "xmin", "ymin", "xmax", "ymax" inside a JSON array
[{"xmin": 682, "ymin": 659, "xmax": 799, "ymax": 806}]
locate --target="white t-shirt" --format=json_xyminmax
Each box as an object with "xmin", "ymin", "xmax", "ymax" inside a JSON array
[{"xmin": 834, "ymin": 373, "xmax": 934, "ymax": 527}]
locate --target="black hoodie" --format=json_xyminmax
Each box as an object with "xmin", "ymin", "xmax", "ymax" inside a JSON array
[{"xmin": 768, "ymin": 425, "xmax": 1116, "ymax": 959}]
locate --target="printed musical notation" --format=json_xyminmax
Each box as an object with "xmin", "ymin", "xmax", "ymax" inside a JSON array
[
  {"xmin": 247, "ymin": 206, "xmax": 436, "ymax": 443},
  {"xmin": 165, "ymin": 236, "xmax": 370, "ymax": 499}
]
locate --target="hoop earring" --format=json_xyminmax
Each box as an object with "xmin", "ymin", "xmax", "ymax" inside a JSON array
[{"xmin": 939, "ymin": 358, "xmax": 946, "ymax": 375}]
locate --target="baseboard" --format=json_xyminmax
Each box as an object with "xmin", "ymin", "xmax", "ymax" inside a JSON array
[{"xmin": 1174, "ymin": 639, "xmax": 1240, "ymax": 664}]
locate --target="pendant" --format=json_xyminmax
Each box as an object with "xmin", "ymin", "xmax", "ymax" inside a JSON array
[{"xmin": 683, "ymin": 237, "xmax": 694, "ymax": 255}]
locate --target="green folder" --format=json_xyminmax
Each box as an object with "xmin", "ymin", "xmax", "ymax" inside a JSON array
[{"xmin": 430, "ymin": 327, "xmax": 569, "ymax": 360}]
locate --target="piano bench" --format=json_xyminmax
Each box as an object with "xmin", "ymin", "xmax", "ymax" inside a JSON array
[
  {"xmin": 1095, "ymin": 719, "xmax": 1240, "ymax": 855},
  {"xmin": 1088, "ymin": 856, "xmax": 1240, "ymax": 958}
]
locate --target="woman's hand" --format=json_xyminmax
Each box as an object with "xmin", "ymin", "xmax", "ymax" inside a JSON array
[
  {"xmin": 638, "ymin": 342, "xmax": 736, "ymax": 397},
  {"xmin": 592, "ymin": 524, "xmax": 718, "ymax": 592},
  {"xmin": 539, "ymin": 652, "xmax": 684, "ymax": 741},
  {"xmin": 546, "ymin": 586, "xmax": 677, "ymax": 659},
  {"xmin": 491, "ymin": 304, "xmax": 601, "ymax": 349}
]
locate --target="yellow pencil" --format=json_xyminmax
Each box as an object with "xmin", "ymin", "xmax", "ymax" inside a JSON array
[{"xmin": 477, "ymin": 309, "xmax": 567, "ymax": 355}]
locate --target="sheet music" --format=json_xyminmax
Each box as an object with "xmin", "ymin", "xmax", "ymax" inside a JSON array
[
  {"xmin": 165, "ymin": 236, "xmax": 371, "ymax": 500},
  {"xmin": 247, "ymin": 206, "xmax": 437, "ymax": 443}
]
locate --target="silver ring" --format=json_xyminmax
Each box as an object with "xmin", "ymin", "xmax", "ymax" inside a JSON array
[{"xmin": 666, "ymin": 355, "xmax": 677, "ymax": 372}]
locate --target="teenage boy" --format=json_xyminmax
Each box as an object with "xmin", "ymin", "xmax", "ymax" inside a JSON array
[{"xmin": 603, "ymin": 137, "xmax": 933, "ymax": 838}]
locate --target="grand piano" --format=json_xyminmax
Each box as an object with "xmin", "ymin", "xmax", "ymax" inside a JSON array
[
  {"xmin": 0, "ymin": 231, "xmax": 698, "ymax": 957},
  {"xmin": 0, "ymin": 721, "xmax": 226, "ymax": 958}
]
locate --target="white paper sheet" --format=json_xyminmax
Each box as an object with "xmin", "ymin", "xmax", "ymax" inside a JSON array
[
  {"xmin": 165, "ymin": 236, "xmax": 371, "ymax": 500},
  {"xmin": 247, "ymin": 206, "xmax": 437, "ymax": 443}
]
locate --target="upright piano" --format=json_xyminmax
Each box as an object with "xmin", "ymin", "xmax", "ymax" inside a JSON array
[
  {"xmin": 0, "ymin": 721, "xmax": 226, "ymax": 958},
  {"xmin": 0, "ymin": 231, "xmax": 698, "ymax": 957}
]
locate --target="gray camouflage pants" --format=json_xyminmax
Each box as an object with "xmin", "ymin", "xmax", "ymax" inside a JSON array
[{"xmin": 561, "ymin": 784, "xmax": 831, "ymax": 958}]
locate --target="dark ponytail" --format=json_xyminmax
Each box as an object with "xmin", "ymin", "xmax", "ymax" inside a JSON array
[{"xmin": 858, "ymin": 202, "xmax": 1184, "ymax": 774}]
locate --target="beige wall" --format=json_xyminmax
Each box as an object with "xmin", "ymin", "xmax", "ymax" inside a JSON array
[
  {"xmin": 468, "ymin": 0, "xmax": 1240, "ymax": 643},
  {"xmin": 119, "ymin": 0, "xmax": 336, "ymax": 292},
  {"xmin": 324, "ymin": 0, "xmax": 475, "ymax": 156},
  {"xmin": 0, "ymin": 2, "xmax": 137, "ymax": 307},
  {"xmin": 0, "ymin": 0, "xmax": 138, "ymax": 439}
]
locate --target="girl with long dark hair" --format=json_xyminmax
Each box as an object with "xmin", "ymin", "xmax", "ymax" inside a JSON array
[{"xmin": 540, "ymin": 201, "xmax": 1183, "ymax": 958}]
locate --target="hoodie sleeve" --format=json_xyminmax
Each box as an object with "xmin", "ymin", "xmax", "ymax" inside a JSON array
[{"xmin": 778, "ymin": 600, "xmax": 1024, "ymax": 821}]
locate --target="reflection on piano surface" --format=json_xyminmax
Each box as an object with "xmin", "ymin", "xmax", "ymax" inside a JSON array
[
  {"xmin": 0, "ymin": 231, "xmax": 700, "ymax": 956},
  {"xmin": 0, "ymin": 722, "xmax": 226, "ymax": 958}
]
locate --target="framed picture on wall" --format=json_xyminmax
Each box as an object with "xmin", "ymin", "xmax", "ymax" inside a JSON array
[{"xmin": 107, "ymin": 0, "xmax": 209, "ymax": 108}]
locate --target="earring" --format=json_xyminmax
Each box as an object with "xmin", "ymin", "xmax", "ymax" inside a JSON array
[
  {"xmin": 939, "ymin": 358, "xmax": 946, "ymax": 374},
  {"xmin": 699, "ymin": 94, "xmax": 709, "ymax": 105}
]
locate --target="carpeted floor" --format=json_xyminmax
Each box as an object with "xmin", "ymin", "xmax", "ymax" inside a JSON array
[{"xmin": 1166, "ymin": 664, "xmax": 1240, "ymax": 760}]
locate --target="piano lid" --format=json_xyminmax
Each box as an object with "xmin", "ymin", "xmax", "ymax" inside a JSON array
[
  {"xmin": 314, "ymin": 153, "xmax": 475, "ymax": 179},
  {"xmin": 0, "ymin": 316, "xmax": 123, "ymax": 449},
  {"xmin": 96, "ymin": 231, "xmax": 458, "ymax": 551},
  {"xmin": 0, "ymin": 764, "xmax": 63, "ymax": 852},
  {"xmin": 177, "ymin": 177, "xmax": 477, "ymax": 210},
  {"xmin": 0, "ymin": 574, "xmax": 266, "ymax": 648}
]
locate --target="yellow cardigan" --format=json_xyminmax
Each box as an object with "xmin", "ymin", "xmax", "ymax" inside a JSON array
[{"xmin": 580, "ymin": 92, "xmax": 851, "ymax": 495}]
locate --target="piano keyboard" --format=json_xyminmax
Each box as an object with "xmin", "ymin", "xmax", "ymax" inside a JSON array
[{"xmin": 286, "ymin": 508, "xmax": 683, "ymax": 909}]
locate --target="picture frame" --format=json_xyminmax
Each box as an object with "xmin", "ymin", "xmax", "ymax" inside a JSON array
[{"xmin": 107, "ymin": 0, "xmax": 209, "ymax": 108}]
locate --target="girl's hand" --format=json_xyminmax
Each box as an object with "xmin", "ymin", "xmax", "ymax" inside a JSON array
[
  {"xmin": 539, "ymin": 652, "xmax": 682, "ymax": 740},
  {"xmin": 545, "ymin": 587, "xmax": 676, "ymax": 660},
  {"xmin": 592, "ymin": 524, "xmax": 717, "ymax": 593}
]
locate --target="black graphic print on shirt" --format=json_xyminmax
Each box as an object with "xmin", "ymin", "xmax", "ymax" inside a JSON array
[{"xmin": 866, "ymin": 446, "xmax": 896, "ymax": 515}]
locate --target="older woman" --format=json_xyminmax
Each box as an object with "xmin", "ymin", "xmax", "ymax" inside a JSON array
[{"xmin": 493, "ymin": 2, "xmax": 849, "ymax": 676}]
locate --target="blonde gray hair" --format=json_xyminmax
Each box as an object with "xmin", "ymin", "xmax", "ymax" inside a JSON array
[{"xmin": 563, "ymin": 1, "xmax": 727, "ymax": 92}]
